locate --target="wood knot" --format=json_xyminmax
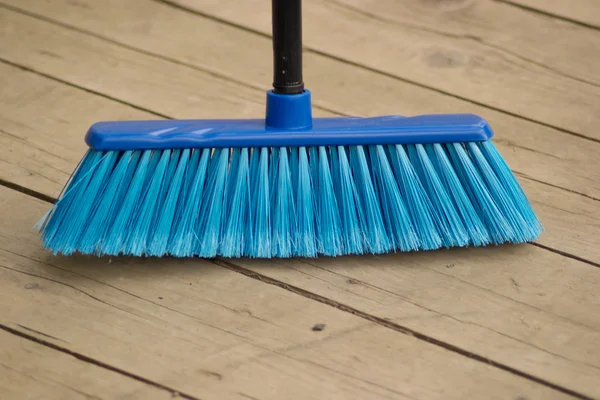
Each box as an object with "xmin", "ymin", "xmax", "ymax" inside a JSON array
[
  {"xmin": 423, "ymin": 0, "xmax": 473, "ymax": 11},
  {"xmin": 24, "ymin": 283, "xmax": 41, "ymax": 290},
  {"xmin": 424, "ymin": 49, "xmax": 468, "ymax": 68},
  {"xmin": 312, "ymin": 323, "xmax": 326, "ymax": 332}
]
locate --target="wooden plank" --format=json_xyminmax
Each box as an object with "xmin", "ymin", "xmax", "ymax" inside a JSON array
[
  {"xmin": 0, "ymin": 64, "xmax": 156, "ymax": 198},
  {"xmin": 163, "ymin": 0, "xmax": 600, "ymax": 139},
  {"xmin": 332, "ymin": 0, "xmax": 599, "ymax": 86},
  {"xmin": 235, "ymin": 246, "xmax": 600, "ymax": 398},
  {"xmin": 0, "ymin": 330, "xmax": 173, "ymax": 400},
  {"xmin": 1, "ymin": 3, "xmax": 599, "ymax": 201},
  {"xmin": 503, "ymin": 0, "xmax": 600, "ymax": 28},
  {"xmin": 0, "ymin": 186, "xmax": 571, "ymax": 400}
]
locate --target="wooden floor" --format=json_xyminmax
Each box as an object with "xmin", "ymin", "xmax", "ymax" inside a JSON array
[{"xmin": 1, "ymin": 0, "xmax": 599, "ymax": 399}]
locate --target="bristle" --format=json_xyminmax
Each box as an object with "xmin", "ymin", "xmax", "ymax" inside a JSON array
[
  {"xmin": 427, "ymin": 143, "xmax": 490, "ymax": 246},
  {"xmin": 350, "ymin": 146, "xmax": 390, "ymax": 253},
  {"xmin": 196, "ymin": 148, "xmax": 229, "ymax": 257},
  {"xmin": 409, "ymin": 144, "xmax": 469, "ymax": 247},
  {"xmin": 249, "ymin": 147, "xmax": 271, "ymax": 257},
  {"xmin": 384, "ymin": 144, "xmax": 433, "ymax": 250},
  {"xmin": 315, "ymin": 146, "xmax": 343, "ymax": 256},
  {"xmin": 79, "ymin": 150, "xmax": 135, "ymax": 254},
  {"xmin": 103, "ymin": 150, "xmax": 154, "ymax": 255},
  {"xmin": 39, "ymin": 139, "xmax": 542, "ymax": 258},
  {"xmin": 446, "ymin": 143, "xmax": 514, "ymax": 244},
  {"xmin": 169, "ymin": 149, "xmax": 210, "ymax": 257},
  {"xmin": 126, "ymin": 149, "xmax": 172, "ymax": 256},
  {"xmin": 148, "ymin": 149, "xmax": 190, "ymax": 256},
  {"xmin": 331, "ymin": 146, "xmax": 364, "ymax": 255},
  {"xmin": 477, "ymin": 141, "xmax": 543, "ymax": 238},
  {"xmin": 41, "ymin": 150, "xmax": 99, "ymax": 251},
  {"xmin": 219, "ymin": 148, "xmax": 250, "ymax": 257},
  {"xmin": 295, "ymin": 147, "xmax": 317, "ymax": 257}
]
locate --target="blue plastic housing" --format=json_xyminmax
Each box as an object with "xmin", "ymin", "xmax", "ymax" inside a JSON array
[{"xmin": 86, "ymin": 90, "xmax": 493, "ymax": 151}]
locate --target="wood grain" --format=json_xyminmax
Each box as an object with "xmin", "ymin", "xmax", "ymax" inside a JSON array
[
  {"xmin": 0, "ymin": 0, "xmax": 598, "ymax": 397},
  {"xmin": 1, "ymin": 3, "xmax": 599, "ymax": 201},
  {"xmin": 0, "ymin": 187, "xmax": 572, "ymax": 400},
  {"xmin": 235, "ymin": 244, "xmax": 600, "ymax": 398},
  {"xmin": 335, "ymin": 0, "xmax": 599, "ymax": 85},
  {"xmin": 501, "ymin": 0, "xmax": 600, "ymax": 28},
  {"xmin": 163, "ymin": 0, "xmax": 600, "ymax": 139},
  {"xmin": 0, "ymin": 330, "xmax": 174, "ymax": 400}
]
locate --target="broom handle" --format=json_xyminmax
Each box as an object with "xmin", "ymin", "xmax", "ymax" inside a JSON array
[{"xmin": 272, "ymin": 0, "xmax": 304, "ymax": 94}]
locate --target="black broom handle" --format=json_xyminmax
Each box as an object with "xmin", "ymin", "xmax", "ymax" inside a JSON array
[{"xmin": 272, "ymin": 0, "xmax": 304, "ymax": 94}]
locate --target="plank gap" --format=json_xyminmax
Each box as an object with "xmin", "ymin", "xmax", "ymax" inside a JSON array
[
  {"xmin": 326, "ymin": 0, "xmax": 600, "ymax": 90},
  {"xmin": 0, "ymin": 57, "xmax": 172, "ymax": 120},
  {"xmin": 0, "ymin": 324, "xmax": 200, "ymax": 400},
  {"xmin": 213, "ymin": 258, "xmax": 592, "ymax": 400},
  {"xmin": 531, "ymin": 243, "xmax": 600, "ymax": 269},
  {"xmin": 493, "ymin": 0, "xmax": 600, "ymax": 30},
  {"xmin": 0, "ymin": 178, "xmax": 56, "ymax": 204},
  {"xmin": 514, "ymin": 172, "xmax": 600, "ymax": 203}
]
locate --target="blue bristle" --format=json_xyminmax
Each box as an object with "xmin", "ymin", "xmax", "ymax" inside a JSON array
[
  {"xmin": 169, "ymin": 148, "xmax": 210, "ymax": 257},
  {"xmin": 170, "ymin": 149, "xmax": 201, "ymax": 234},
  {"xmin": 477, "ymin": 141, "xmax": 543, "ymax": 237},
  {"xmin": 330, "ymin": 146, "xmax": 365, "ymax": 255},
  {"xmin": 126, "ymin": 149, "xmax": 172, "ymax": 256},
  {"xmin": 409, "ymin": 144, "xmax": 469, "ymax": 247},
  {"xmin": 315, "ymin": 146, "xmax": 343, "ymax": 256},
  {"xmin": 41, "ymin": 150, "xmax": 99, "ymax": 251},
  {"xmin": 271, "ymin": 147, "xmax": 295, "ymax": 257},
  {"xmin": 248, "ymin": 147, "xmax": 271, "ymax": 257},
  {"xmin": 446, "ymin": 143, "xmax": 514, "ymax": 244},
  {"xmin": 148, "ymin": 149, "xmax": 190, "ymax": 256},
  {"xmin": 61, "ymin": 152, "xmax": 118, "ymax": 255},
  {"xmin": 40, "ymin": 137, "xmax": 542, "ymax": 258},
  {"xmin": 221, "ymin": 148, "xmax": 250, "ymax": 257},
  {"xmin": 467, "ymin": 143, "xmax": 534, "ymax": 243},
  {"xmin": 103, "ymin": 150, "xmax": 155, "ymax": 255},
  {"xmin": 290, "ymin": 147, "xmax": 299, "ymax": 198},
  {"xmin": 196, "ymin": 148, "xmax": 229, "ymax": 257},
  {"xmin": 78, "ymin": 151, "xmax": 130, "ymax": 254},
  {"xmin": 384, "ymin": 145, "xmax": 435, "ymax": 250},
  {"xmin": 349, "ymin": 146, "xmax": 390, "ymax": 253},
  {"xmin": 295, "ymin": 147, "xmax": 317, "ymax": 256},
  {"xmin": 426, "ymin": 144, "xmax": 490, "ymax": 246}
]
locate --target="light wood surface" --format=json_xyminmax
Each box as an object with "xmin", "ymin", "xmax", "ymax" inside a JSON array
[
  {"xmin": 0, "ymin": 0, "xmax": 598, "ymax": 398},
  {"xmin": 166, "ymin": 0, "xmax": 600, "ymax": 139},
  {"xmin": 504, "ymin": 0, "xmax": 600, "ymax": 28},
  {"xmin": 0, "ymin": 330, "xmax": 174, "ymax": 400},
  {"xmin": 0, "ymin": 187, "xmax": 575, "ymax": 400}
]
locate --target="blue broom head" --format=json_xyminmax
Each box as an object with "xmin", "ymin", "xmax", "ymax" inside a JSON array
[{"xmin": 38, "ymin": 90, "xmax": 542, "ymax": 258}]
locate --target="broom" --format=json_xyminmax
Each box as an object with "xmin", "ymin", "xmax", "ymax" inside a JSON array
[{"xmin": 38, "ymin": 0, "xmax": 542, "ymax": 258}]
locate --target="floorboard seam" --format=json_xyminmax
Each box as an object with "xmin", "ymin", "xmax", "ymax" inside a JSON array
[
  {"xmin": 493, "ymin": 0, "xmax": 600, "ymax": 31},
  {"xmin": 213, "ymin": 258, "xmax": 592, "ymax": 400},
  {"xmin": 0, "ymin": 324, "xmax": 202, "ymax": 400}
]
